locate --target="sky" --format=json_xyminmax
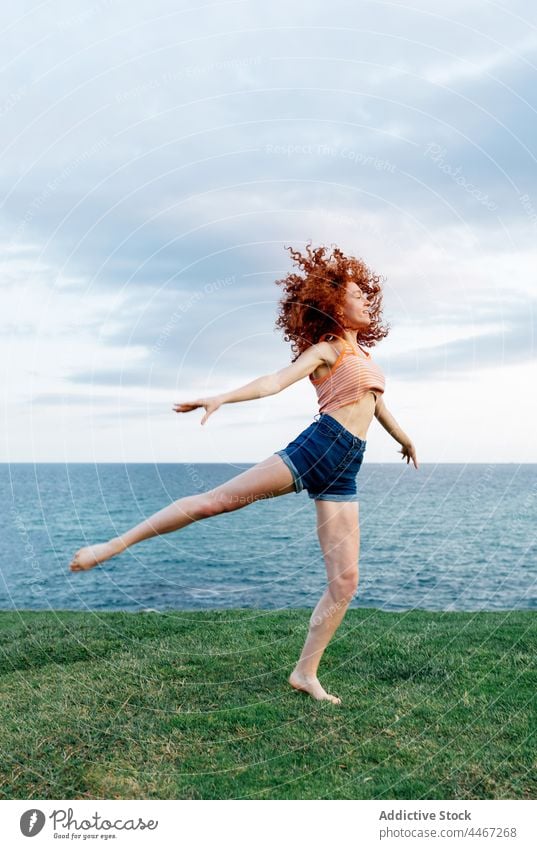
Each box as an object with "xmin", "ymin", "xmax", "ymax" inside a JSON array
[{"xmin": 1, "ymin": 0, "xmax": 536, "ymax": 463}]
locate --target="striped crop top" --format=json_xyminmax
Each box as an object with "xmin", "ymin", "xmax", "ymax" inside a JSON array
[{"xmin": 309, "ymin": 333, "xmax": 386, "ymax": 414}]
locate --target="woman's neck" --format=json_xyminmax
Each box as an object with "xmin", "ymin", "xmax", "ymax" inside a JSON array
[{"xmin": 338, "ymin": 330, "xmax": 359, "ymax": 350}]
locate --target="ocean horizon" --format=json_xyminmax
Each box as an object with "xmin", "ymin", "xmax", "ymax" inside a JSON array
[{"xmin": 2, "ymin": 462, "xmax": 535, "ymax": 613}]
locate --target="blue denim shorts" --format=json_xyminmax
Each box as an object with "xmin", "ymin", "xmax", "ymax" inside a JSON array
[{"xmin": 274, "ymin": 413, "xmax": 367, "ymax": 501}]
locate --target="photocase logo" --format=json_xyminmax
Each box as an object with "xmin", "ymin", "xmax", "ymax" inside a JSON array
[
  {"xmin": 19, "ymin": 807, "xmax": 159, "ymax": 838},
  {"xmin": 20, "ymin": 809, "xmax": 46, "ymax": 836}
]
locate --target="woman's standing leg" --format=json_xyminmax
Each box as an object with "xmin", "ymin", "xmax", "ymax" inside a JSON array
[
  {"xmin": 289, "ymin": 500, "xmax": 360, "ymax": 704},
  {"xmin": 69, "ymin": 454, "xmax": 296, "ymax": 571}
]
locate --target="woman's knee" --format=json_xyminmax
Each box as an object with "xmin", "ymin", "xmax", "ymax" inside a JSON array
[{"xmin": 329, "ymin": 567, "xmax": 359, "ymax": 604}]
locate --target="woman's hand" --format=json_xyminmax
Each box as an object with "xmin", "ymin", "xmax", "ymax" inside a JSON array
[
  {"xmin": 172, "ymin": 395, "xmax": 223, "ymax": 425},
  {"xmin": 397, "ymin": 439, "xmax": 419, "ymax": 469}
]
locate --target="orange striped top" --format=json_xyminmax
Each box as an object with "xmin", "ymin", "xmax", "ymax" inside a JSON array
[{"xmin": 310, "ymin": 333, "xmax": 385, "ymax": 414}]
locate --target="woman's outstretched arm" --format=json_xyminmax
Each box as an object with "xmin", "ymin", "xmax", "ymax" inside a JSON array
[
  {"xmin": 375, "ymin": 396, "xmax": 419, "ymax": 469},
  {"xmin": 173, "ymin": 342, "xmax": 331, "ymax": 424}
]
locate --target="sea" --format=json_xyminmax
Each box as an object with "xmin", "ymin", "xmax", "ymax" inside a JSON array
[{"xmin": 1, "ymin": 463, "xmax": 535, "ymax": 612}]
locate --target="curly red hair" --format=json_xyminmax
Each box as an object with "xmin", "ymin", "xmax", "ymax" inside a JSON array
[{"xmin": 274, "ymin": 241, "xmax": 390, "ymax": 361}]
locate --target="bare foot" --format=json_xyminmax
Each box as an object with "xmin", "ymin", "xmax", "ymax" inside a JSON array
[
  {"xmin": 69, "ymin": 538, "xmax": 125, "ymax": 572},
  {"xmin": 288, "ymin": 669, "xmax": 342, "ymax": 705}
]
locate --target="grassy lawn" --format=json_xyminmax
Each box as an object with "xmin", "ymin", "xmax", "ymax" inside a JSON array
[{"xmin": 0, "ymin": 609, "xmax": 535, "ymax": 800}]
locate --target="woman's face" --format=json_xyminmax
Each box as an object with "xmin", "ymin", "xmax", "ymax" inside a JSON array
[{"xmin": 341, "ymin": 280, "xmax": 372, "ymax": 330}]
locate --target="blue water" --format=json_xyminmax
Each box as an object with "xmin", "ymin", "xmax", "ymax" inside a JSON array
[{"xmin": 1, "ymin": 463, "xmax": 535, "ymax": 612}]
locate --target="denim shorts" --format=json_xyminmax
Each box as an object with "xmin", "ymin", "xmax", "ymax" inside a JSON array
[{"xmin": 274, "ymin": 413, "xmax": 367, "ymax": 501}]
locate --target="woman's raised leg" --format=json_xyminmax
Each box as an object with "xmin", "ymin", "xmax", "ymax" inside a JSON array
[
  {"xmin": 69, "ymin": 454, "xmax": 296, "ymax": 571},
  {"xmin": 289, "ymin": 500, "xmax": 360, "ymax": 704}
]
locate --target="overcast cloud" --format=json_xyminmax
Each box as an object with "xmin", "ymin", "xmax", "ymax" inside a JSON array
[{"xmin": 1, "ymin": 0, "xmax": 536, "ymax": 462}]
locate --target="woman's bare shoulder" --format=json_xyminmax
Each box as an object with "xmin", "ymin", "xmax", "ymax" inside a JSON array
[{"xmin": 308, "ymin": 338, "xmax": 345, "ymax": 380}]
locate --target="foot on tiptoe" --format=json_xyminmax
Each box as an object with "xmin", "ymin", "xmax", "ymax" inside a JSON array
[
  {"xmin": 69, "ymin": 539, "xmax": 124, "ymax": 572},
  {"xmin": 288, "ymin": 669, "xmax": 342, "ymax": 705}
]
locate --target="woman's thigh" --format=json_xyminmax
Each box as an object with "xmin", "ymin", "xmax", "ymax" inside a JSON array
[
  {"xmin": 206, "ymin": 453, "xmax": 297, "ymax": 511},
  {"xmin": 315, "ymin": 500, "xmax": 360, "ymax": 581}
]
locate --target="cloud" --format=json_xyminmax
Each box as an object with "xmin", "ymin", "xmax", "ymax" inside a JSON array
[
  {"xmin": 391, "ymin": 320, "xmax": 536, "ymax": 381},
  {"xmin": 423, "ymin": 32, "xmax": 537, "ymax": 87},
  {"xmin": 2, "ymin": 0, "xmax": 537, "ymax": 460},
  {"xmin": 31, "ymin": 392, "xmax": 118, "ymax": 405}
]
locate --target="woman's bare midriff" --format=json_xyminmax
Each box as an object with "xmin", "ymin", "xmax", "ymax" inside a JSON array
[{"xmin": 321, "ymin": 394, "xmax": 377, "ymax": 441}]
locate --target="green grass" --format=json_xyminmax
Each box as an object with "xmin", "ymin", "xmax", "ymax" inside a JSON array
[{"xmin": 0, "ymin": 609, "xmax": 535, "ymax": 800}]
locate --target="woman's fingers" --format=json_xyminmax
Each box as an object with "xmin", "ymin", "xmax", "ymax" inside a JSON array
[
  {"xmin": 398, "ymin": 443, "xmax": 419, "ymax": 470},
  {"xmin": 173, "ymin": 398, "xmax": 220, "ymax": 425},
  {"xmin": 172, "ymin": 400, "xmax": 201, "ymax": 412},
  {"xmin": 407, "ymin": 446, "xmax": 418, "ymax": 469}
]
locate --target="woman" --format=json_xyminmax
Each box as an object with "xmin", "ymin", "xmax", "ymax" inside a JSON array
[{"xmin": 69, "ymin": 242, "xmax": 419, "ymax": 705}]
